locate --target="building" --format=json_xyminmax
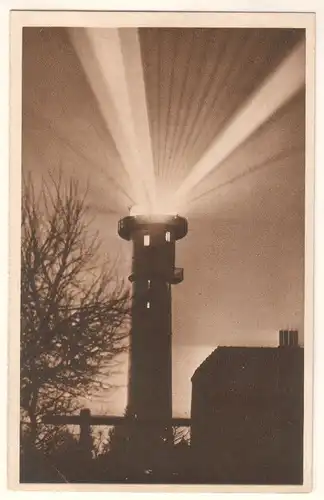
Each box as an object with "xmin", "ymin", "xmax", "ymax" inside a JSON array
[{"xmin": 191, "ymin": 331, "xmax": 304, "ymax": 484}]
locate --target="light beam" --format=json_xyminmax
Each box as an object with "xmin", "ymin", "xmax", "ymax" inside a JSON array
[
  {"xmin": 174, "ymin": 40, "xmax": 305, "ymax": 210},
  {"xmin": 68, "ymin": 27, "xmax": 156, "ymax": 211}
]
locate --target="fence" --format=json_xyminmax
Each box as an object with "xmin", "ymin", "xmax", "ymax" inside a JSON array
[{"xmin": 42, "ymin": 409, "xmax": 191, "ymax": 457}]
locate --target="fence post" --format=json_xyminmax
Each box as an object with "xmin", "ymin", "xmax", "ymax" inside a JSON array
[{"xmin": 79, "ymin": 409, "xmax": 92, "ymax": 460}]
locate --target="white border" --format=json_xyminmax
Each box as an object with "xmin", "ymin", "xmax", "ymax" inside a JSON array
[{"xmin": 1, "ymin": 2, "xmax": 324, "ymax": 500}]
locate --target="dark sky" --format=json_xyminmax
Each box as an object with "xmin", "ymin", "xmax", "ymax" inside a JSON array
[{"xmin": 22, "ymin": 27, "xmax": 305, "ymax": 416}]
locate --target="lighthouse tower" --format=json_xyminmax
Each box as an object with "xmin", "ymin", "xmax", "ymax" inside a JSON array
[{"xmin": 118, "ymin": 214, "xmax": 188, "ymax": 449}]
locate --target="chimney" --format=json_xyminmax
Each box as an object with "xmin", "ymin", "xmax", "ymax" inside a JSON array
[{"xmin": 279, "ymin": 330, "xmax": 298, "ymax": 347}]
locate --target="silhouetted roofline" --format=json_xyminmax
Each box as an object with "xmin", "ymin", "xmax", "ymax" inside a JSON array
[{"xmin": 191, "ymin": 345, "xmax": 303, "ymax": 383}]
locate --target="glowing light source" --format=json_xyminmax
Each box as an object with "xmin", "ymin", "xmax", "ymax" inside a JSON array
[
  {"xmin": 130, "ymin": 204, "xmax": 149, "ymax": 216},
  {"xmin": 129, "ymin": 202, "xmax": 178, "ymax": 218}
]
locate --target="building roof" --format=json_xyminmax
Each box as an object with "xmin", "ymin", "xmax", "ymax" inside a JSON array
[{"xmin": 191, "ymin": 346, "xmax": 303, "ymax": 394}]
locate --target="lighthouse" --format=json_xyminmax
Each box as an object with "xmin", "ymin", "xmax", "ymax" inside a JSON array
[{"xmin": 118, "ymin": 214, "xmax": 188, "ymax": 449}]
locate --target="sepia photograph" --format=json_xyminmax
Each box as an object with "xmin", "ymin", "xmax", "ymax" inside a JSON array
[{"xmin": 8, "ymin": 10, "xmax": 315, "ymax": 492}]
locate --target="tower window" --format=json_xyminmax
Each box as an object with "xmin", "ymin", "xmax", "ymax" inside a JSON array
[
  {"xmin": 146, "ymin": 301, "xmax": 150, "ymax": 309},
  {"xmin": 144, "ymin": 234, "xmax": 150, "ymax": 246},
  {"xmin": 148, "ymin": 280, "xmax": 151, "ymax": 289},
  {"xmin": 165, "ymin": 231, "xmax": 171, "ymax": 242}
]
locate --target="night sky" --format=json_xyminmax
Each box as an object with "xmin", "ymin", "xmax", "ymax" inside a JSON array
[{"xmin": 22, "ymin": 27, "xmax": 305, "ymax": 417}]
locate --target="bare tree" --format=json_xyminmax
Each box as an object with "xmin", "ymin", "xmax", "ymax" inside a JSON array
[
  {"xmin": 173, "ymin": 426, "xmax": 190, "ymax": 445},
  {"xmin": 20, "ymin": 172, "xmax": 130, "ymax": 449}
]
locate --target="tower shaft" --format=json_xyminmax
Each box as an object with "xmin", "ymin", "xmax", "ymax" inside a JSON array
[
  {"xmin": 130, "ymin": 278, "xmax": 172, "ymax": 423},
  {"xmin": 118, "ymin": 214, "xmax": 188, "ymax": 449}
]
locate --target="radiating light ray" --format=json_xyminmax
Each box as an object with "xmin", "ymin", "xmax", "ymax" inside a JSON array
[
  {"xmin": 139, "ymin": 28, "xmax": 161, "ymax": 181},
  {"xmin": 170, "ymin": 29, "xmax": 250, "ymax": 180},
  {"xmin": 68, "ymin": 28, "xmax": 142, "ymax": 205},
  {"xmin": 159, "ymin": 29, "xmax": 177, "ymax": 181},
  {"xmin": 187, "ymin": 89, "xmax": 305, "ymax": 211},
  {"xmin": 118, "ymin": 29, "xmax": 157, "ymax": 207},
  {"xmin": 165, "ymin": 30, "xmax": 196, "ymax": 180},
  {"xmin": 188, "ymin": 145, "xmax": 304, "ymax": 211},
  {"xmin": 182, "ymin": 30, "xmax": 269, "ymax": 171},
  {"xmin": 24, "ymin": 105, "xmax": 134, "ymax": 212},
  {"xmin": 174, "ymin": 40, "xmax": 305, "ymax": 210},
  {"xmin": 68, "ymin": 28, "xmax": 155, "ymax": 212},
  {"xmin": 156, "ymin": 30, "xmax": 163, "ymax": 179}
]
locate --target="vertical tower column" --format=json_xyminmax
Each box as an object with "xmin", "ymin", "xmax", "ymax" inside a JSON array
[
  {"xmin": 118, "ymin": 214, "xmax": 188, "ymax": 453},
  {"xmin": 130, "ymin": 278, "xmax": 172, "ymax": 424}
]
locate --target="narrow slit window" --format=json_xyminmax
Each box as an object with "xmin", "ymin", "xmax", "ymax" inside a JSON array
[
  {"xmin": 146, "ymin": 301, "xmax": 150, "ymax": 309},
  {"xmin": 148, "ymin": 280, "xmax": 151, "ymax": 289},
  {"xmin": 165, "ymin": 231, "xmax": 171, "ymax": 242},
  {"xmin": 144, "ymin": 234, "xmax": 150, "ymax": 246}
]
